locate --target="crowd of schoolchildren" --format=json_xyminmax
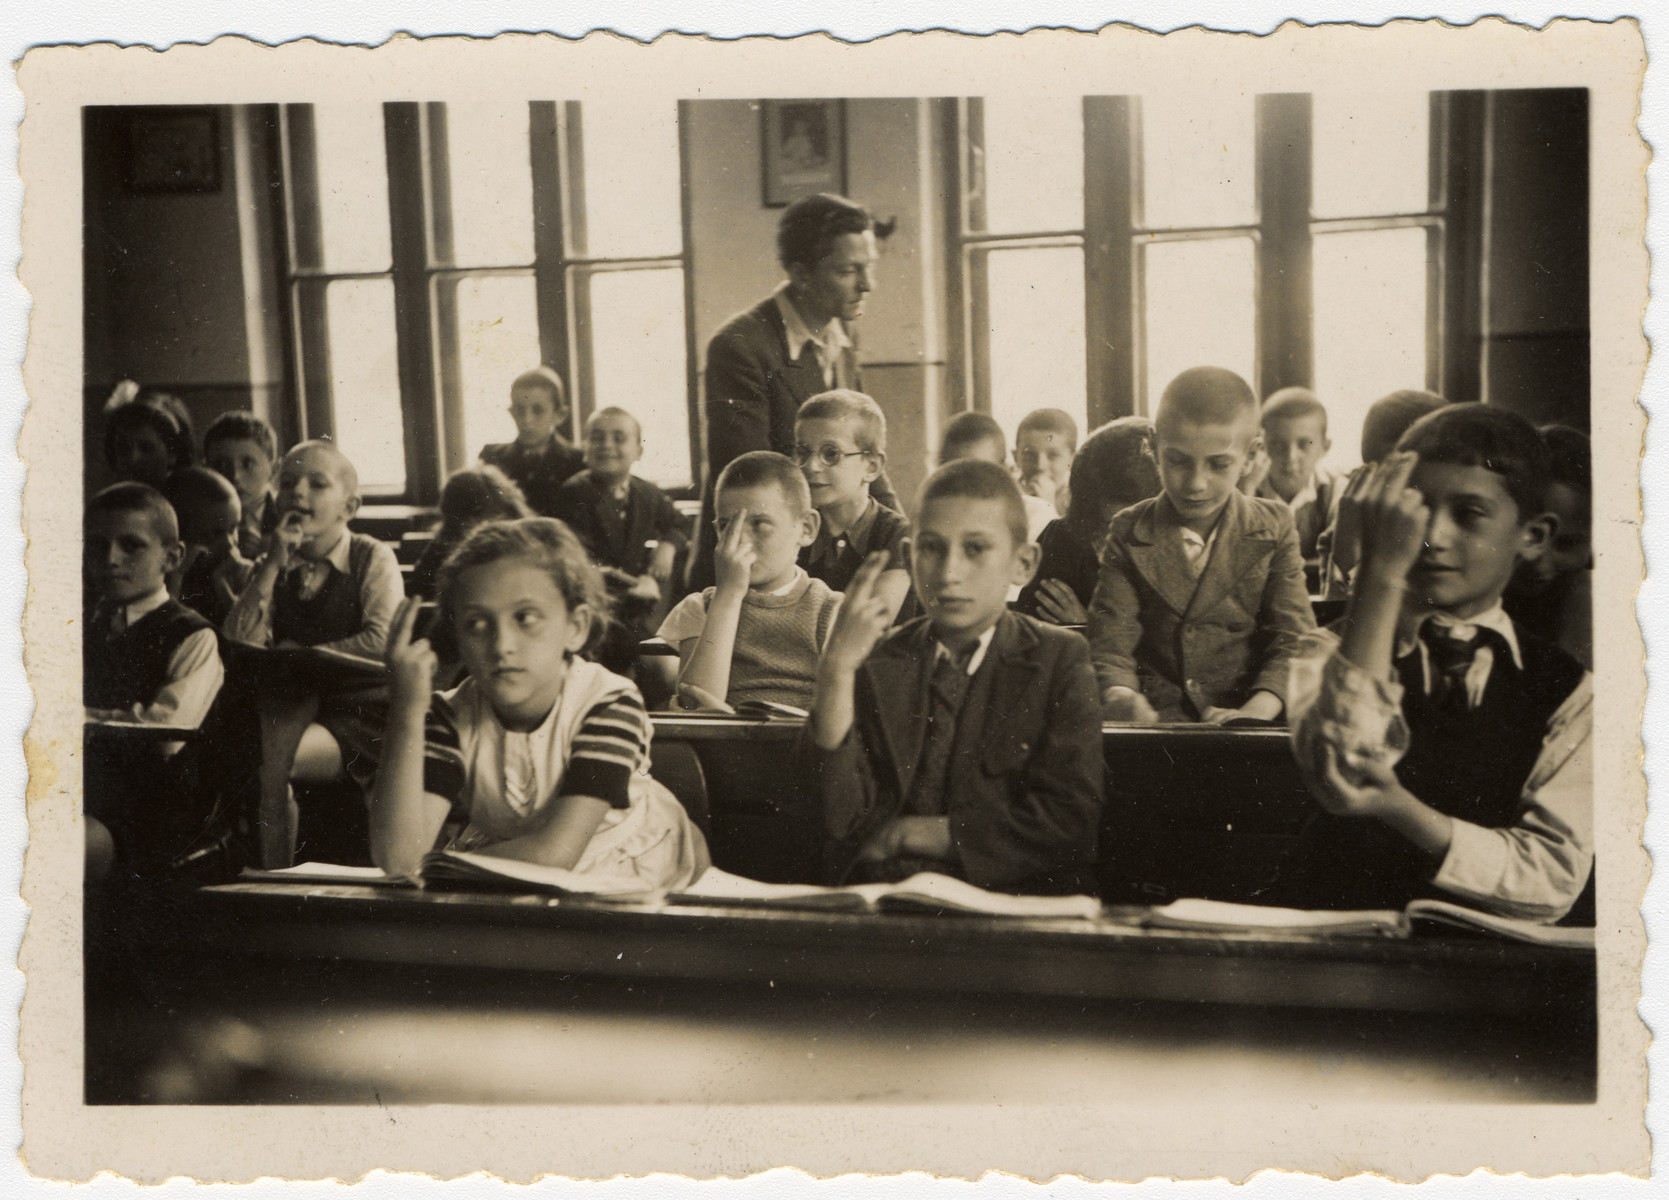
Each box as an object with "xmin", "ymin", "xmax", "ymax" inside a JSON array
[{"xmin": 85, "ymin": 205, "xmax": 1596, "ymax": 928}]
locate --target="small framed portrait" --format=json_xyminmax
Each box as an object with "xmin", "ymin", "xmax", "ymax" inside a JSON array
[
  {"xmin": 124, "ymin": 106, "xmax": 222, "ymax": 193},
  {"xmin": 761, "ymin": 99, "xmax": 845, "ymax": 207}
]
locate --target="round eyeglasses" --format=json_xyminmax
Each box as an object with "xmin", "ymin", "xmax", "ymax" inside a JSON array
[{"xmin": 792, "ymin": 444, "xmax": 869, "ymax": 468}]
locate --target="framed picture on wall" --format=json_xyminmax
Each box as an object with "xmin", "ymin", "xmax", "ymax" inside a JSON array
[
  {"xmin": 761, "ymin": 99, "xmax": 845, "ymax": 206},
  {"xmin": 124, "ymin": 106, "xmax": 221, "ymax": 193}
]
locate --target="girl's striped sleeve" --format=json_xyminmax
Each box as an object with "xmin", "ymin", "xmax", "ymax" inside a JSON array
[{"xmin": 562, "ymin": 690, "xmax": 649, "ymax": 809}]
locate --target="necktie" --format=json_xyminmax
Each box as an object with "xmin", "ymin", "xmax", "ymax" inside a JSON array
[
  {"xmin": 103, "ymin": 603, "xmax": 128, "ymax": 641},
  {"xmin": 906, "ymin": 642, "xmax": 978, "ymax": 816},
  {"xmin": 1420, "ymin": 620, "xmax": 1501, "ymax": 712}
]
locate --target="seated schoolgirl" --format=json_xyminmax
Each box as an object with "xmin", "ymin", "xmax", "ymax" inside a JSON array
[{"xmin": 370, "ymin": 517, "xmax": 709, "ymax": 890}]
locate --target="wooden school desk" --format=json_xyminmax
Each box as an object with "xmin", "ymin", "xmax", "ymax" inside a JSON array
[{"xmin": 86, "ymin": 877, "xmax": 1595, "ymax": 1106}]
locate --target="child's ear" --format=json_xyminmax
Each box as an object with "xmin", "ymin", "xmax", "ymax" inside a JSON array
[
  {"xmin": 800, "ymin": 507, "xmax": 822, "ymax": 546},
  {"xmin": 1517, "ymin": 511, "xmax": 1557, "ymax": 564},
  {"xmin": 565, "ymin": 603, "xmax": 595, "ymax": 655},
  {"xmin": 1010, "ymin": 540, "xmax": 1041, "ymax": 589},
  {"xmin": 862, "ymin": 450, "xmax": 885, "ymax": 484},
  {"xmin": 163, "ymin": 539, "xmax": 185, "ymax": 574},
  {"xmin": 344, "ymin": 492, "xmax": 362, "ymax": 519}
]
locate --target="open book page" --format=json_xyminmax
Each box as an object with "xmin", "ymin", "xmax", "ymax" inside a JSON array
[
  {"xmin": 420, "ymin": 849, "xmax": 665, "ymax": 901},
  {"xmin": 1405, "ymin": 899, "xmax": 1597, "ymax": 948},
  {"xmin": 240, "ymin": 862, "xmax": 404, "ymax": 886},
  {"xmin": 1146, "ymin": 898, "xmax": 1411, "ymax": 938},
  {"xmin": 670, "ymin": 868, "xmax": 870, "ymax": 910},
  {"xmin": 673, "ymin": 868, "xmax": 1102, "ymax": 919}
]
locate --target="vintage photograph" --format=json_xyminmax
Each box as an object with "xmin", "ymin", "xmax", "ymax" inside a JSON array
[{"xmin": 17, "ymin": 22, "xmax": 1650, "ymax": 1182}]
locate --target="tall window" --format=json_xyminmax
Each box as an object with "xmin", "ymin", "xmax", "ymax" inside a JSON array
[
  {"xmin": 278, "ymin": 101, "xmax": 694, "ymax": 504},
  {"xmin": 956, "ymin": 93, "xmax": 1451, "ymax": 467}
]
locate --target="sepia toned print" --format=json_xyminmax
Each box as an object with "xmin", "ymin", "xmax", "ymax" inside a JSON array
[{"xmin": 17, "ymin": 20, "xmax": 1649, "ymax": 1182}]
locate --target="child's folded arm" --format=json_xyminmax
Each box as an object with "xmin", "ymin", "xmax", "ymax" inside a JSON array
[
  {"xmin": 1249, "ymin": 520, "xmax": 1318, "ymax": 707},
  {"xmin": 952, "ymin": 637, "xmax": 1104, "ymax": 891},
  {"xmin": 1086, "ymin": 537, "xmax": 1144, "ymax": 698},
  {"xmin": 1428, "ymin": 677, "xmax": 1594, "ymax": 922},
  {"xmin": 224, "ymin": 554, "xmax": 281, "ymax": 646},
  {"xmin": 1289, "ymin": 631, "xmax": 1410, "ymax": 782},
  {"xmin": 131, "ymin": 627, "xmax": 223, "ymax": 729},
  {"xmin": 317, "ymin": 540, "xmax": 404, "ymax": 659}
]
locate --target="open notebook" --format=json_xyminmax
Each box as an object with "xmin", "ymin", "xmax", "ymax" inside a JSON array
[
  {"xmin": 670, "ymin": 867, "xmax": 1104, "ymax": 919},
  {"xmin": 1143, "ymin": 897, "xmax": 1594, "ymax": 948}
]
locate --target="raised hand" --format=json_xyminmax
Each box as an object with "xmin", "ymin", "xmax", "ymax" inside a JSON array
[
  {"xmin": 822, "ymin": 551, "xmax": 895, "ymax": 676},
  {"xmin": 384, "ymin": 595, "xmax": 437, "ymax": 706},
  {"xmin": 1354, "ymin": 451, "xmax": 1429, "ymax": 587},
  {"xmin": 1034, "ymin": 577, "xmax": 1088, "ymax": 626},
  {"xmin": 1328, "ymin": 463, "xmax": 1374, "ymax": 574},
  {"xmin": 713, "ymin": 509, "xmax": 758, "ymax": 595},
  {"xmin": 1020, "ymin": 472, "xmax": 1058, "ymax": 509},
  {"xmin": 267, "ymin": 509, "xmax": 306, "ymax": 569}
]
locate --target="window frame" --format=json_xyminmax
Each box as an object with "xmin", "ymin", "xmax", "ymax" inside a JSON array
[
  {"xmin": 277, "ymin": 101, "xmax": 699, "ymax": 506},
  {"xmin": 951, "ymin": 93, "xmax": 1462, "ymax": 431}
]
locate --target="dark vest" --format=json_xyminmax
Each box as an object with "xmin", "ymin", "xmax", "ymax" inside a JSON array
[
  {"xmin": 1288, "ymin": 623, "xmax": 1585, "ymax": 910},
  {"xmin": 84, "ymin": 598, "xmax": 212, "ymax": 711},
  {"xmin": 272, "ymin": 535, "xmax": 378, "ymax": 647}
]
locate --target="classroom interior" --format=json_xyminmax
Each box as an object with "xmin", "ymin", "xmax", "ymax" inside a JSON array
[{"xmin": 79, "ymin": 92, "xmax": 1595, "ymax": 1107}]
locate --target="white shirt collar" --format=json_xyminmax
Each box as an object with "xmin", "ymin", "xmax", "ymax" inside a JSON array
[
  {"xmin": 936, "ymin": 623, "xmax": 998, "ymax": 677},
  {"xmin": 773, "ymin": 281, "xmax": 850, "ymax": 365},
  {"xmin": 293, "ymin": 526, "xmax": 352, "ymax": 574},
  {"xmin": 1399, "ymin": 601, "xmax": 1524, "ymax": 671},
  {"xmin": 765, "ymin": 565, "xmax": 808, "ymax": 597},
  {"xmin": 123, "ymin": 585, "xmax": 171, "ymax": 625}
]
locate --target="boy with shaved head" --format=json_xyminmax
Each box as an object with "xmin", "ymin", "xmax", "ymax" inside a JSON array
[
  {"xmin": 225, "ymin": 439, "xmax": 404, "ymax": 865},
  {"xmin": 1088, "ymin": 367, "xmax": 1315, "ymax": 724}
]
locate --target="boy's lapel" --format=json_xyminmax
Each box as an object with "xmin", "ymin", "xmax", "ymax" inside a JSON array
[
  {"xmin": 948, "ymin": 614, "xmax": 1042, "ymax": 788},
  {"xmin": 1125, "ymin": 499, "xmax": 1200, "ymax": 617},
  {"xmin": 1184, "ymin": 491, "xmax": 1275, "ymax": 622},
  {"xmin": 862, "ymin": 627, "xmax": 933, "ymax": 798}
]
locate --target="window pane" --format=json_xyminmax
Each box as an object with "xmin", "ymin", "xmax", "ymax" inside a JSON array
[
  {"xmin": 589, "ymin": 268, "xmax": 692, "ymax": 488},
  {"xmin": 581, "ymin": 99, "xmax": 683, "ymax": 259},
  {"xmin": 981, "ymin": 97, "xmax": 1084, "ymax": 233},
  {"xmin": 326, "ymin": 279, "xmax": 405, "ymax": 492},
  {"xmin": 1142, "ymin": 238, "xmax": 1256, "ymax": 409},
  {"xmin": 445, "ymin": 103, "xmax": 536, "ymax": 267},
  {"xmin": 453, "ymin": 274, "xmax": 544, "ymax": 463},
  {"xmin": 1312, "ymin": 91, "xmax": 1430, "ymax": 218},
  {"xmin": 986, "ymin": 247, "xmax": 1087, "ymax": 438},
  {"xmin": 1312, "ymin": 227, "xmax": 1429, "ymax": 470},
  {"xmin": 1141, "ymin": 92, "xmax": 1254, "ymax": 230},
  {"xmin": 312, "ymin": 105, "xmax": 392, "ymax": 273}
]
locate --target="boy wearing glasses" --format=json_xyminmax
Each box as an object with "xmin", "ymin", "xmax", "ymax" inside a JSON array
[{"xmin": 794, "ymin": 390, "xmax": 912, "ymax": 623}]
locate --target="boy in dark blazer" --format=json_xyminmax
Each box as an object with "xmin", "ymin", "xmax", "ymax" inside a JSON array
[
  {"xmin": 479, "ymin": 366, "xmax": 584, "ymax": 517},
  {"xmin": 1089, "ymin": 367, "xmax": 1315, "ymax": 724},
  {"xmin": 802, "ymin": 459, "xmax": 1103, "ymax": 894}
]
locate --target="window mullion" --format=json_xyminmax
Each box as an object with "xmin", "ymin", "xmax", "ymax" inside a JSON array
[
  {"xmin": 529, "ymin": 101, "xmax": 576, "ymax": 437},
  {"xmin": 383, "ymin": 101, "xmax": 443, "ymax": 503},
  {"xmin": 1084, "ymin": 95, "xmax": 1139, "ymax": 423},
  {"xmin": 1255, "ymin": 93, "xmax": 1314, "ymax": 396}
]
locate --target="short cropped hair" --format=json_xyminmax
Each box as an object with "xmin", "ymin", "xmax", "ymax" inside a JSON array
[
  {"xmin": 86, "ymin": 481, "xmax": 179, "ymax": 545},
  {"xmin": 1017, "ymin": 407, "xmax": 1079, "ymax": 451},
  {"xmin": 1156, "ymin": 367, "xmax": 1259, "ymax": 435},
  {"xmin": 716, "ymin": 450, "xmax": 813, "ymax": 516},
  {"xmin": 103, "ymin": 388, "xmax": 196, "ymax": 475},
  {"xmin": 939, "ymin": 411, "xmax": 1007, "ymax": 462},
  {"xmin": 437, "ymin": 517, "xmax": 613, "ymax": 656},
  {"xmin": 1069, "ymin": 416, "xmax": 1161, "ymax": 528},
  {"xmin": 777, "ymin": 193, "xmax": 873, "ymax": 271},
  {"xmin": 202, "ymin": 410, "xmax": 278, "ymax": 462},
  {"xmin": 284, "ymin": 438, "xmax": 361, "ymax": 499},
  {"xmin": 586, "ymin": 406, "xmax": 643, "ymax": 441},
  {"xmin": 917, "ymin": 458, "xmax": 1029, "ymax": 548},
  {"xmin": 160, "ymin": 467, "xmax": 239, "ymax": 542},
  {"xmin": 1396, "ymin": 402, "xmax": 1550, "ymax": 520},
  {"xmin": 1261, "ymin": 387, "xmax": 1329, "ymax": 434},
  {"xmin": 1540, "ymin": 424, "xmax": 1591, "ymax": 495},
  {"xmin": 797, "ymin": 389, "xmax": 887, "ymax": 455},
  {"xmin": 1362, "ymin": 389, "xmax": 1448, "ymax": 463},
  {"xmin": 511, "ymin": 366, "xmax": 569, "ymax": 413}
]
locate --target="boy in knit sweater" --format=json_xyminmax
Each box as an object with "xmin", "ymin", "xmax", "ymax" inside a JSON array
[{"xmin": 657, "ymin": 451, "xmax": 841, "ymax": 712}]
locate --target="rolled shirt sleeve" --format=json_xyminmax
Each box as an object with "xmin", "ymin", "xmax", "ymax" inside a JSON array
[{"xmin": 319, "ymin": 538, "xmax": 404, "ymax": 659}]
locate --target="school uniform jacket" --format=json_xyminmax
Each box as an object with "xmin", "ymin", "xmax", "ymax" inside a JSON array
[
  {"xmin": 1088, "ymin": 489, "xmax": 1316, "ymax": 721},
  {"xmin": 552, "ymin": 469, "xmax": 687, "ymax": 577},
  {"xmin": 479, "ymin": 437, "xmax": 585, "ymax": 518},
  {"xmin": 800, "ymin": 611, "xmax": 1104, "ymax": 894},
  {"xmin": 691, "ymin": 296, "xmax": 896, "ymax": 589}
]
